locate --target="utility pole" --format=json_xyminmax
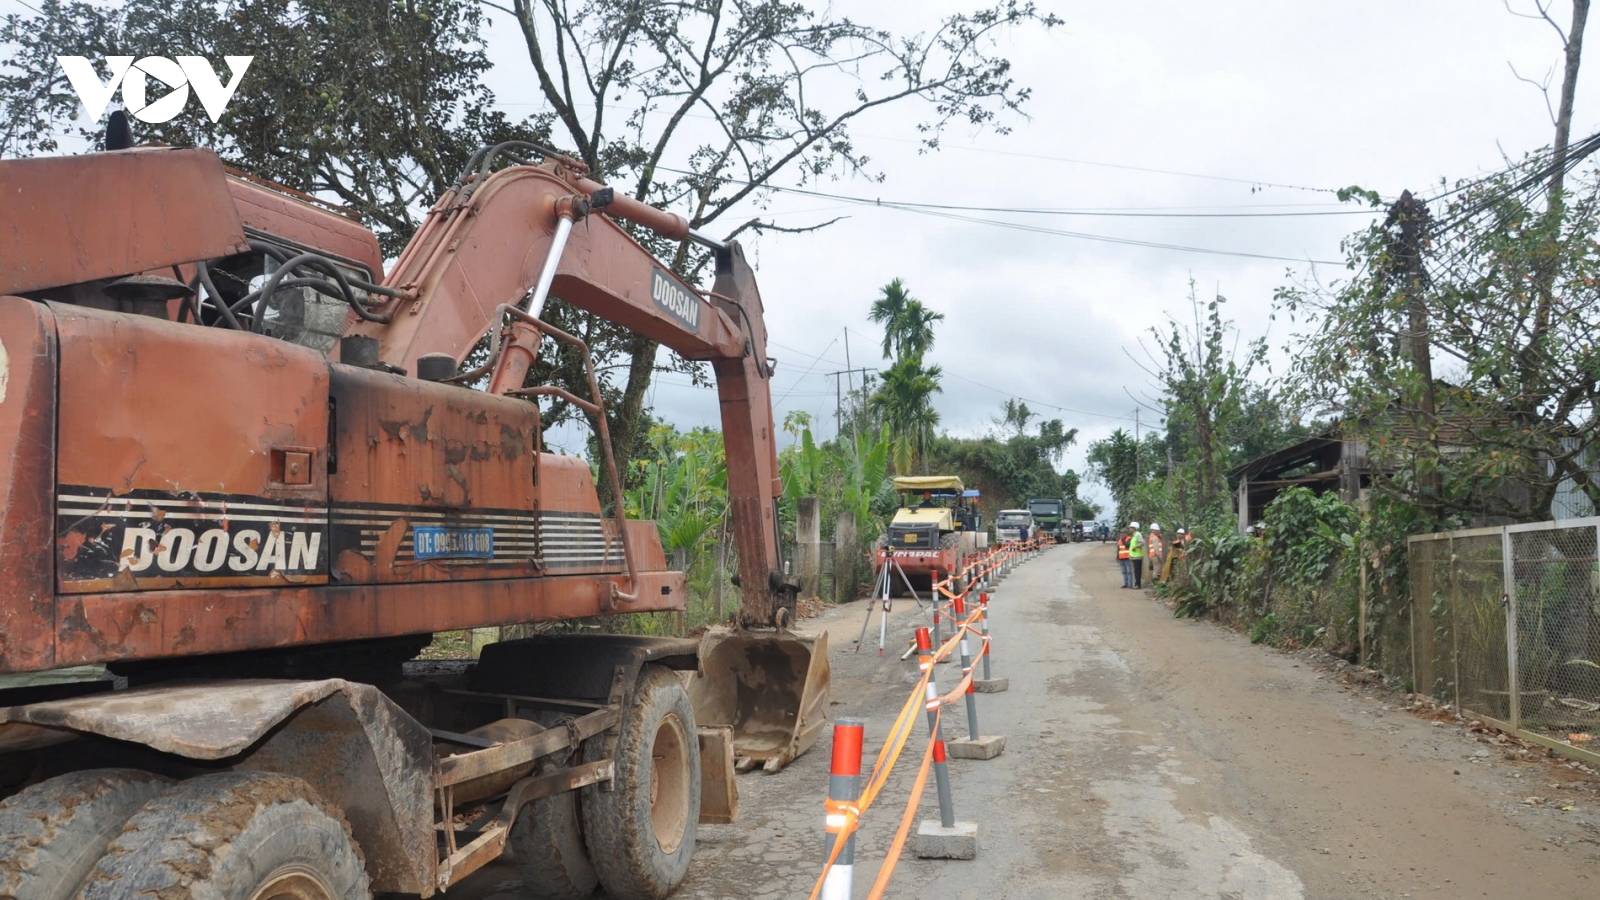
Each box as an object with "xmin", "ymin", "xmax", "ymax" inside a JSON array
[
  {"xmin": 826, "ymin": 368, "xmax": 873, "ymax": 442},
  {"xmin": 1389, "ymin": 189, "xmax": 1439, "ymax": 521}
]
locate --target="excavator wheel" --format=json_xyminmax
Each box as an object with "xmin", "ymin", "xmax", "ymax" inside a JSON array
[
  {"xmin": 580, "ymin": 665, "xmax": 700, "ymax": 900},
  {"xmin": 76, "ymin": 771, "xmax": 369, "ymax": 900},
  {"xmin": 509, "ymin": 755, "xmax": 600, "ymax": 900},
  {"xmin": 0, "ymin": 768, "xmax": 170, "ymax": 900}
]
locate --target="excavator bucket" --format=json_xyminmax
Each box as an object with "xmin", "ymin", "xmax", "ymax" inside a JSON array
[{"xmin": 688, "ymin": 629, "xmax": 831, "ymax": 773}]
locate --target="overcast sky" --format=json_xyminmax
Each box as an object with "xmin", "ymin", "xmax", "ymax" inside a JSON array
[{"xmin": 473, "ymin": 1, "xmax": 1595, "ymax": 514}]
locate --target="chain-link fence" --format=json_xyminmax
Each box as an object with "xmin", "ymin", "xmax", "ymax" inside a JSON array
[{"xmin": 1410, "ymin": 518, "xmax": 1600, "ymax": 765}]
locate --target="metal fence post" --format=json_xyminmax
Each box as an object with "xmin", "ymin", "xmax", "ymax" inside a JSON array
[{"xmin": 1503, "ymin": 527, "xmax": 1519, "ymax": 732}]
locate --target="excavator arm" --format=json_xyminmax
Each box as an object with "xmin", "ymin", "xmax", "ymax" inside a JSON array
[{"xmin": 350, "ymin": 152, "xmax": 794, "ymax": 628}]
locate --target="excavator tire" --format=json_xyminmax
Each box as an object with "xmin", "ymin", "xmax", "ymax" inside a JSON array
[
  {"xmin": 509, "ymin": 768, "xmax": 599, "ymax": 899},
  {"xmin": 580, "ymin": 665, "xmax": 700, "ymax": 900},
  {"xmin": 75, "ymin": 771, "xmax": 368, "ymax": 900},
  {"xmin": 0, "ymin": 768, "xmax": 169, "ymax": 900}
]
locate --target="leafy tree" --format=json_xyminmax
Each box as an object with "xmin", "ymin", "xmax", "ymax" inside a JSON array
[
  {"xmin": 870, "ymin": 278, "xmax": 914, "ymax": 359},
  {"xmin": 1283, "ymin": 0, "xmax": 1599, "ymax": 523},
  {"xmin": 0, "ymin": 0, "xmax": 546, "ymax": 255},
  {"xmin": 1285, "ymin": 159, "xmax": 1600, "ymax": 522},
  {"xmin": 931, "ymin": 405, "xmax": 1081, "ymax": 512},
  {"xmin": 1086, "ymin": 428, "xmax": 1166, "ymax": 521},
  {"xmin": 498, "ymin": 0, "xmax": 1060, "ymax": 474},
  {"xmin": 869, "ymin": 278, "xmax": 946, "ymax": 361},
  {"xmin": 1149, "ymin": 284, "xmax": 1268, "ymax": 523},
  {"xmin": 871, "ymin": 356, "xmax": 944, "ymax": 473}
]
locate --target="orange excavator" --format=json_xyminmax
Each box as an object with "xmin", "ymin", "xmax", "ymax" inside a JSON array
[{"xmin": 0, "ymin": 141, "xmax": 828, "ymax": 899}]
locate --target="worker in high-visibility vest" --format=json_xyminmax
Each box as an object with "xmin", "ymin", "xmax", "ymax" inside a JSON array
[
  {"xmin": 1127, "ymin": 521, "xmax": 1146, "ymax": 589},
  {"xmin": 1117, "ymin": 526, "xmax": 1133, "ymax": 588}
]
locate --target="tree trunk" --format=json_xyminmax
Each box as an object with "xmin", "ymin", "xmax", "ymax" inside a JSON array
[
  {"xmin": 596, "ymin": 332, "xmax": 659, "ymax": 505},
  {"xmin": 1551, "ymin": 0, "xmax": 1591, "ymax": 199},
  {"xmin": 1533, "ymin": 0, "xmax": 1590, "ymax": 351}
]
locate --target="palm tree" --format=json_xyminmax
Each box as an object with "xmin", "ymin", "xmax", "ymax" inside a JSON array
[
  {"xmin": 871, "ymin": 356, "xmax": 944, "ymax": 472},
  {"xmin": 895, "ymin": 299, "xmax": 944, "ymax": 360},
  {"xmin": 868, "ymin": 279, "xmax": 947, "ymax": 361},
  {"xmin": 869, "ymin": 278, "xmax": 913, "ymax": 359}
]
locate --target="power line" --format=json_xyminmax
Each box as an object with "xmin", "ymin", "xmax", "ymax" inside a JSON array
[
  {"xmin": 496, "ymin": 98, "xmax": 1340, "ymax": 196},
  {"xmin": 650, "ymin": 164, "xmax": 1345, "ymax": 264},
  {"xmin": 774, "ymin": 331, "xmax": 841, "ymax": 406},
  {"xmin": 868, "ymin": 203, "xmax": 1345, "ymax": 266},
  {"xmin": 2, "ymin": 0, "xmax": 42, "ymax": 13}
]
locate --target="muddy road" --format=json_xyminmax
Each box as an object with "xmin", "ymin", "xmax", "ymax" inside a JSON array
[{"xmin": 462, "ymin": 542, "xmax": 1600, "ymax": 899}]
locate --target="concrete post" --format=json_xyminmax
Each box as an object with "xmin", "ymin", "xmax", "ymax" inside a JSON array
[
  {"xmin": 833, "ymin": 511, "xmax": 857, "ymax": 605},
  {"xmin": 798, "ymin": 497, "xmax": 821, "ymax": 600}
]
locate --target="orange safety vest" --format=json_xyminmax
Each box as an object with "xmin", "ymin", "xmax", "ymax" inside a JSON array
[{"xmin": 1117, "ymin": 535, "xmax": 1130, "ymax": 559}]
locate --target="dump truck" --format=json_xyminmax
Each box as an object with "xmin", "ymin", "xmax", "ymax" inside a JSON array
[
  {"xmin": 1026, "ymin": 497, "xmax": 1069, "ymax": 543},
  {"xmin": 0, "ymin": 140, "xmax": 829, "ymax": 899},
  {"xmin": 874, "ymin": 476, "xmax": 979, "ymax": 595}
]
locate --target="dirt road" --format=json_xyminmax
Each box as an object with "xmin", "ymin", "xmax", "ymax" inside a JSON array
[{"xmin": 463, "ymin": 542, "xmax": 1600, "ymax": 899}]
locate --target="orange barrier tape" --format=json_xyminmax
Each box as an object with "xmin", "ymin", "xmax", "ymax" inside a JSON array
[
  {"xmin": 806, "ymin": 637, "xmax": 937, "ymax": 900},
  {"xmin": 866, "ymin": 710, "xmax": 940, "ymax": 900},
  {"xmin": 805, "ymin": 586, "xmax": 993, "ymax": 899}
]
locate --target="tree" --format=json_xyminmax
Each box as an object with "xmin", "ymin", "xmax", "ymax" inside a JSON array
[
  {"xmin": 932, "ymin": 404, "xmax": 1080, "ymax": 510},
  {"xmin": 870, "ymin": 278, "xmax": 914, "ymax": 359},
  {"xmin": 1283, "ymin": 1, "xmax": 1600, "ymax": 523},
  {"xmin": 1147, "ymin": 284, "xmax": 1267, "ymax": 522},
  {"xmin": 868, "ymin": 278, "xmax": 946, "ymax": 361},
  {"xmin": 1086, "ymin": 428, "xmax": 1166, "ymax": 521},
  {"xmin": 871, "ymin": 356, "xmax": 944, "ymax": 472},
  {"xmin": 498, "ymin": 0, "xmax": 1059, "ymax": 474},
  {"xmin": 1, "ymin": 0, "xmax": 546, "ymax": 255}
]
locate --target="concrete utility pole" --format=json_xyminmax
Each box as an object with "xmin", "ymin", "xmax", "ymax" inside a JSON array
[
  {"xmin": 826, "ymin": 367, "xmax": 873, "ymax": 441},
  {"xmin": 798, "ymin": 497, "xmax": 821, "ymax": 600},
  {"xmin": 1389, "ymin": 190, "xmax": 1440, "ymax": 521}
]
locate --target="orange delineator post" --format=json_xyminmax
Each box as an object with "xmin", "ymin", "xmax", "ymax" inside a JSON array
[
  {"xmin": 915, "ymin": 628, "xmax": 957, "ymax": 828},
  {"xmin": 821, "ymin": 719, "xmax": 864, "ymax": 900}
]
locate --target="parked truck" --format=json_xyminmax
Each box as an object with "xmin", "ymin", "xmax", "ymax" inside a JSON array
[
  {"xmin": 994, "ymin": 508, "xmax": 1035, "ymax": 543},
  {"xmin": 0, "ymin": 140, "xmax": 830, "ymax": 899},
  {"xmin": 1026, "ymin": 497, "xmax": 1070, "ymax": 543}
]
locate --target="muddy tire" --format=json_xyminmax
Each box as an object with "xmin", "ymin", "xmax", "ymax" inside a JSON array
[
  {"xmin": 75, "ymin": 771, "xmax": 368, "ymax": 900},
  {"xmin": 509, "ymin": 784, "xmax": 598, "ymax": 899},
  {"xmin": 580, "ymin": 665, "xmax": 700, "ymax": 900},
  {"xmin": 0, "ymin": 768, "xmax": 169, "ymax": 900}
]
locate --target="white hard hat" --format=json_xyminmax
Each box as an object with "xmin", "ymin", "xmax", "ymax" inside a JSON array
[
  {"xmin": 1177, "ymin": 528, "xmax": 1186, "ymax": 534},
  {"xmin": 1129, "ymin": 521, "xmax": 1140, "ymax": 529},
  {"xmin": 1150, "ymin": 523, "xmax": 1161, "ymax": 531}
]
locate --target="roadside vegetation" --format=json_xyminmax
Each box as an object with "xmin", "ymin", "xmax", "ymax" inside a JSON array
[{"xmin": 1096, "ymin": 1, "xmax": 1600, "ymax": 688}]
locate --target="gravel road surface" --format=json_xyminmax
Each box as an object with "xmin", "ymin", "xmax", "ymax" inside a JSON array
[{"xmin": 459, "ymin": 542, "xmax": 1600, "ymax": 899}]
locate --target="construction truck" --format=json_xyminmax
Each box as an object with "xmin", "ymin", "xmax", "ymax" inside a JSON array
[
  {"xmin": 0, "ymin": 141, "xmax": 830, "ymax": 899},
  {"xmin": 874, "ymin": 476, "xmax": 978, "ymax": 596},
  {"xmin": 995, "ymin": 508, "xmax": 1035, "ymax": 543},
  {"xmin": 1026, "ymin": 497, "xmax": 1070, "ymax": 543}
]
